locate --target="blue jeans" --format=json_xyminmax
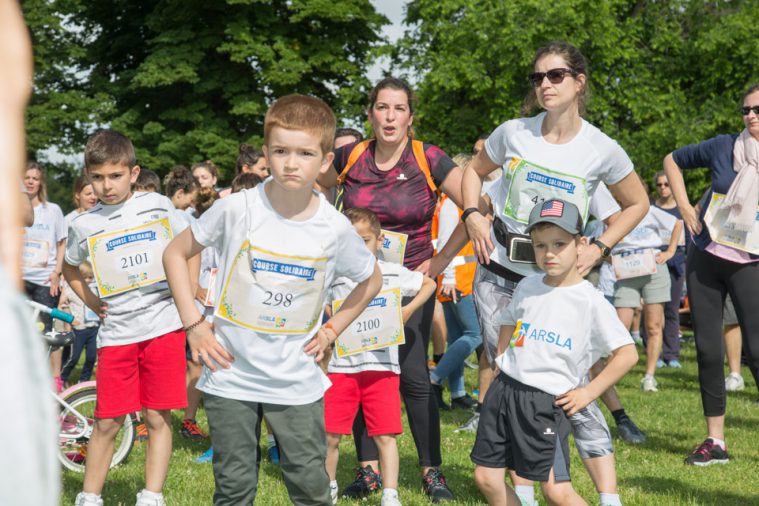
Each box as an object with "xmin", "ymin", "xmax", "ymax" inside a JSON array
[
  {"xmin": 430, "ymin": 295, "xmax": 483, "ymax": 398},
  {"xmin": 60, "ymin": 326, "xmax": 98, "ymax": 382}
]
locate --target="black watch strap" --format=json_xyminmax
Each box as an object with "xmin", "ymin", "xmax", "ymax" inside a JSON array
[
  {"xmin": 592, "ymin": 238, "xmax": 611, "ymax": 257},
  {"xmin": 461, "ymin": 207, "xmax": 481, "ymax": 223}
]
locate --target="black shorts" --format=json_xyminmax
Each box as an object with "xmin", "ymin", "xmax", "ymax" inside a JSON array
[{"xmin": 470, "ymin": 373, "xmax": 571, "ymax": 482}]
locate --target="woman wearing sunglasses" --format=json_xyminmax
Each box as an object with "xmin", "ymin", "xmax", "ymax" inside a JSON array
[
  {"xmin": 663, "ymin": 83, "xmax": 759, "ymax": 467},
  {"xmin": 457, "ymin": 41, "xmax": 648, "ymax": 506}
]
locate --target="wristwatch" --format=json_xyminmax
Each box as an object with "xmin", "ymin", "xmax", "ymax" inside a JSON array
[
  {"xmin": 591, "ymin": 238, "xmax": 611, "ymax": 258},
  {"xmin": 461, "ymin": 207, "xmax": 481, "ymax": 223}
]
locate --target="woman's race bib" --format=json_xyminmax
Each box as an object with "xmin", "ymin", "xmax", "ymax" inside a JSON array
[
  {"xmin": 203, "ymin": 268, "xmax": 218, "ymax": 307},
  {"xmin": 704, "ymin": 192, "xmax": 759, "ymax": 255},
  {"xmin": 378, "ymin": 230, "xmax": 408, "ymax": 265},
  {"xmin": 503, "ymin": 157, "xmax": 589, "ymax": 224},
  {"xmin": 23, "ymin": 239, "xmax": 50, "ymax": 268},
  {"xmin": 87, "ymin": 218, "xmax": 173, "ymax": 297},
  {"xmin": 332, "ymin": 287, "xmax": 405, "ymax": 357},
  {"xmin": 216, "ymin": 243, "xmax": 327, "ymax": 334},
  {"xmin": 611, "ymin": 248, "xmax": 657, "ymax": 280}
]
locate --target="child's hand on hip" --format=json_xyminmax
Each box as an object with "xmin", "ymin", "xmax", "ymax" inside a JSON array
[
  {"xmin": 555, "ymin": 387, "xmax": 593, "ymax": 417},
  {"xmin": 188, "ymin": 320, "xmax": 233, "ymax": 372}
]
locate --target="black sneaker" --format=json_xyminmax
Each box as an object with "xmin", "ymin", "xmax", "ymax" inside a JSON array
[
  {"xmin": 450, "ymin": 394, "xmax": 477, "ymax": 410},
  {"xmin": 616, "ymin": 417, "xmax": 646, "ymax": 444},
  {"xmin": 341, "ymin": 465, "xmax": 382, "ymax": 499},
  {"xmin": 422, "ymin": 468, "xmax": 454, "ymax": 503},
  {"xmin": 684, "ymin": 438, "xmax": 729, "ymax": 466},
  {"xmin": 432, "ymin": 384, "xmax": 451, "ymax": 411}
]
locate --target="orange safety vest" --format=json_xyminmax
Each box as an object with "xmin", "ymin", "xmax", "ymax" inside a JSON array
[
  {"xmin": 335, "ymin": 139, "xmax": 440, "ymax": 211},
  {"xmin": 434, "ymin": 195, "xmax": 477, "ymax": 302}
]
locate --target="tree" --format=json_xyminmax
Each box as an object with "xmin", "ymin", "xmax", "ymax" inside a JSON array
[
  {"xmin": 395, "ymin": 0, "xmax": 759, "ymax": 201},
  {"xmin": 23, "ymin": 0, "xmax": 388, "ymax": 198}
]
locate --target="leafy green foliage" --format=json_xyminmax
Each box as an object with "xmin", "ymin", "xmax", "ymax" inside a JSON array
[
  {"xmin": 23, "ymin": 0, "xmax": 387, "ymax": 199},
  {"xmin": 396, "ymin": 0, "xmax": 759, "ymax": 201}
]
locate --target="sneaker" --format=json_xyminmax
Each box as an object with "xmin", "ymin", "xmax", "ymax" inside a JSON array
[
  {"xmin": 381, "ymin": 489, "xmax": 402, "ymax": 506},
  {"xmin": 180, "ymin": 418, "xmax": 208, "ymax": 440},
  {"xmin": 464, "ymin": 358, "xmax": 479, "ymax": 369},
  {"xmin": 667, "ymin": 359, "xmax": 682, "ymax": 368},
  {"xmin": 616, "ymin": 418, "xmax": 646, "ymax": 444},
  {"xmin": 330, "ymin": 481, "xmax": 338, "ymax": 505},
  {"xmin": 450, "ymin": 394, "xmax": 477, "ymax": 410},
  {"xmin": 135, "ymin": 423, "xmax": 149, "ymax": 442},
  {"xmin": 135, "ymin": 490, "xmax": 166, "ymax": 506},
  {"xmin": 454, "ymin": 413, "xmax": 480, "ymax": 433},
  {"xmin": 422, "ymin": 468, "xmax": 454, "ymax": 503},
  {"xmin": 431, "ymin": 383, "xmax": 450, "ymax": 411},
  {"xmin": 75, "ymin": 492, "xmax": 103, "ymax": 506},
  {"xmin": 641, "ymin": 375, "xmax": 658, "ymax": 392},
  {"xmin": 516, "ymin": 495, "xmax": 538, "ymax": 506},
  {"xmin": 194, "ymin": 446, "xmax": 213, "ymax": 464},
  {"xmin": 684, "ymin": 438, "xmax": 729, "ymax": 466},
  {"xmin": 656, "ymin": 359, "xmax": 665, "ymax": 368},
  {"xmin": 267, "ymin": 443, "xmax": 280, "ymax": 465},
  {"xmin": 725, "ymin": 373, "xmax": 745, "ymax": 392},
  {"xmin": 341, "ymin": 465, "xmax": 382, "ymax": 499}
]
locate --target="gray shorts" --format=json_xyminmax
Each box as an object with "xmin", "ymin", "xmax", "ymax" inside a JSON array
[
  {"xmin": 471, "ymin": 265, "xmax": 517, "ymax": 365},
  {"xmin": 569, "ymin": 400, "xmax": 614, "ymax": 458},
  {"xmin": 613, "ymin": 262, "xmax": 671, "ymax": 307},
  {"xmin": 471, "ymin": 266, "xmax": 614, "ymax": 459},
  {"xmin": 724, "ymin": 295, "xmax": 738, "ymax": 326}
]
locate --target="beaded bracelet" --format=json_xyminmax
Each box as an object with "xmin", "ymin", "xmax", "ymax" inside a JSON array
[{"xmin": 183, "ymin": 315, "xmax": 206, "ymax": 333}]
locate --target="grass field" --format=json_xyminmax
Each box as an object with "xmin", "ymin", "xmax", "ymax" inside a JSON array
[{"xmin": 60, "ymin": 338, "xmax": 759, "ymax": 505}]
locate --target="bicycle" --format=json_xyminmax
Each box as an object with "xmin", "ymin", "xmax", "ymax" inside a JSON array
[{"xmin": 29, "ymin": 300, "xmax": 137, "ymax": 473}]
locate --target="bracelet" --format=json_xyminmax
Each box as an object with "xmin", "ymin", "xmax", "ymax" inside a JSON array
[
  {"xmin": 321, "ymin": 322, "xmax": 337, "ymax": 341},
  {"xmin": 183, "ymin": 315, "xmax": 206, "ymax": 333}
]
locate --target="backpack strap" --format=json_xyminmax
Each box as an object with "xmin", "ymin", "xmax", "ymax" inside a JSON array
[
  {"xmin": 410, "ymin": 139, "xmax": 440, "ymax": 197},
  {"xmin": 336, "ymin": 140, "xmax": 372, "ymax": 185}
]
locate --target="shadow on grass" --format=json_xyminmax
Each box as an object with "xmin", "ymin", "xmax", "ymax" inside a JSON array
[{"xmin": 624, "ymin": 475, "xmax": 759, "ymax": 506}]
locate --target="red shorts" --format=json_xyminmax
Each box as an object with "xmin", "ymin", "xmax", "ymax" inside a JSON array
[
  {"xmin": 94, "ymin": 329, "xmax": 187, "ymax": 418},
  {"xmin": 324, "ymin": 371, "xmax": 402, "ymax": 437}
]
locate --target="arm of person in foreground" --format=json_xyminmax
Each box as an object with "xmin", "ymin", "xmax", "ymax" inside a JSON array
[
  {"xmin": 304, "ymin": 263, "xmax": 383, "ymax": 362},
  {"xmin": 555, "ymin": 343, "xmax": 638, "ymax": 416},
  {"xmin": 0, "ymin": 0, "xmax": 32, "ymax": 288},
  {"xmin": 401, "ymin": 275, "xmax": 436, "ymax": 323},
  {"xmin": 164, "ymin": 228, "xmax": 234, "ymax": 371}
]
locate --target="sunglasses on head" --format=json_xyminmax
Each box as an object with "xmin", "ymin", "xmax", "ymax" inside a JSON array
[
  {"xmin": 741, "ymin": 106, "xmax": 759, "ymax": 116},
  {"xmin": 528, "ymin": 68, "xmax": 578, "ymax": 87}
]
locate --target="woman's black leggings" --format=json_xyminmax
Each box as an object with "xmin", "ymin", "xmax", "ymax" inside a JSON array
[
  {"xmin": 687, "ymin": 246, "xmax": 759, "ymax": 417},
  {"xmin": 352, "ymin": 294, "xmax": 441, "ymax": 467}
]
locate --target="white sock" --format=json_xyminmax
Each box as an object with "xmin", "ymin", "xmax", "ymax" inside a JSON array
[
  {"xmin": 267, "ymin": 433, "xmax": 276, "ymax": 446},
  {"xmin": 330, "ymin": 480, "xmax": 337, "ymax": 488},
  {"xmin": 515, "ymin": 485, "xmax": 535, "ymax": 504},
  {"xmin": 383, "ymin": 488, "xmax": 398, "ymax": 497},
  {"xmin": 709, "ymin": 437, "xmax": 726, "ymax": 449},
  {"xmin": 631, "ymin": 331, "xmax": 640, "ymax": 340},
  {"xmin": 80, "ymin": 492, "xmax": 101, "ymax": 500},
  {"xmin": 599, "ymin": 492, "xmax": 622, "ymax": 506},
  {"xmin": 139, "ymin": 489, "xmax": 163, "ymax": 500},
  {"xmin": 644, "ymin": 373, "xmax": 655, "ymax": 380}
]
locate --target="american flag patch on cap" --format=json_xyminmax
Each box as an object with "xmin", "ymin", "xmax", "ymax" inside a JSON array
[{"xmin": 540, "ymin": 200, "xmax": 564, "ymax": 217}]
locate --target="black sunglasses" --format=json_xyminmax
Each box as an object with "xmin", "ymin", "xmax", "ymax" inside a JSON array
[
  {"xmin": 528, "ymin": 68, "xmax": 578, "ymax": 87},
  {"xmin": 741, "ymin": 106, "xmax": 759, "ymax": 116}
]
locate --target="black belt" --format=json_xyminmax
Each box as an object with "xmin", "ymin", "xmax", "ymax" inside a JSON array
[{"xmin": 480, "ymin": 260, "xmax": 525, "ymax": 284}]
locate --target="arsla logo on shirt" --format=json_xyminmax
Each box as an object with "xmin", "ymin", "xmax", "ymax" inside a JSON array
[{"xmin": 510, "ymin": 319, "xmax": 572, "ymax": 350}]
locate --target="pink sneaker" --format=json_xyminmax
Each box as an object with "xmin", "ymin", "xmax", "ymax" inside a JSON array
[{"xmin": 54, "ymin": 376, "xmax": 64, "ymax": 393}]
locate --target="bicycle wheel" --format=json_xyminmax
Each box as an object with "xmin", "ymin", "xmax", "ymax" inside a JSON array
[{"xmin": 58, "ymin": 387, "xmax": 136, "ymax": 473}]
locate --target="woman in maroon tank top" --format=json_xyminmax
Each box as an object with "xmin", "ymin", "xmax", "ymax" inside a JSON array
[{"xmin": 318, "ymin": 77, "xmax": 465, "ymax": 501}]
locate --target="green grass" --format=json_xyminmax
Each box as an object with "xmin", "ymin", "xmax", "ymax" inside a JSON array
[{"xmin": 60, "ymin": 339, "xmax": 759, "ymax": 505}]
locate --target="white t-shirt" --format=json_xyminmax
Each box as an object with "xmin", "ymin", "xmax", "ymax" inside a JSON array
[
  {"xmin": 65, "ymin": 192, "xmax": 189, "ymax": 347},
  {"xmin": 23, "ymin": 202, "xmax": 67, "ymax": 286},
  {"xmin": 496, "ymin": 274, "xmax": 632, "ymax": 396},
  {"xmin": 64, "ymin": 209, "xmax": 81, "ymax": 228},
  {"xmin": 612, "ymin": 206, "xmax": 678, "ymax": 253},
  {"xmin": 484, "ymin": 114, "xmax": 631, "ymax": 273},
  {"xmin": 327, "ymin": 259, "xmax": 422, "ymax": 374},
  {"xmin": 191, "ymin": 183, "xmax": 376, "ymax": 405}
]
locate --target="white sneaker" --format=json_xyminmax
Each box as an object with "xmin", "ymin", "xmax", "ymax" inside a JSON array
[
  {"xmin": 135, "ymin": 490, "xmax": 166, "ymax": 506},
  {"xmin": 75, "ymin": 492, "xmax": 103, "ymax": 506},
  {"xmin": 381, "ymin": 489, "xmax": 402, "ymax": 506},
  {"xmin": 329, "ymin": 481, "xmax": 338, "ymax": 505},
  {"xmin": 725, "ymin": 373, "xmax": 745, "ymax": 392},
  {"xmin": 454, "ymin": 412, "xmax": 480, "ymax": 433},
  {"xmin": 641, "ymin": 375, "xmax": 658, "ymax": 392}
]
